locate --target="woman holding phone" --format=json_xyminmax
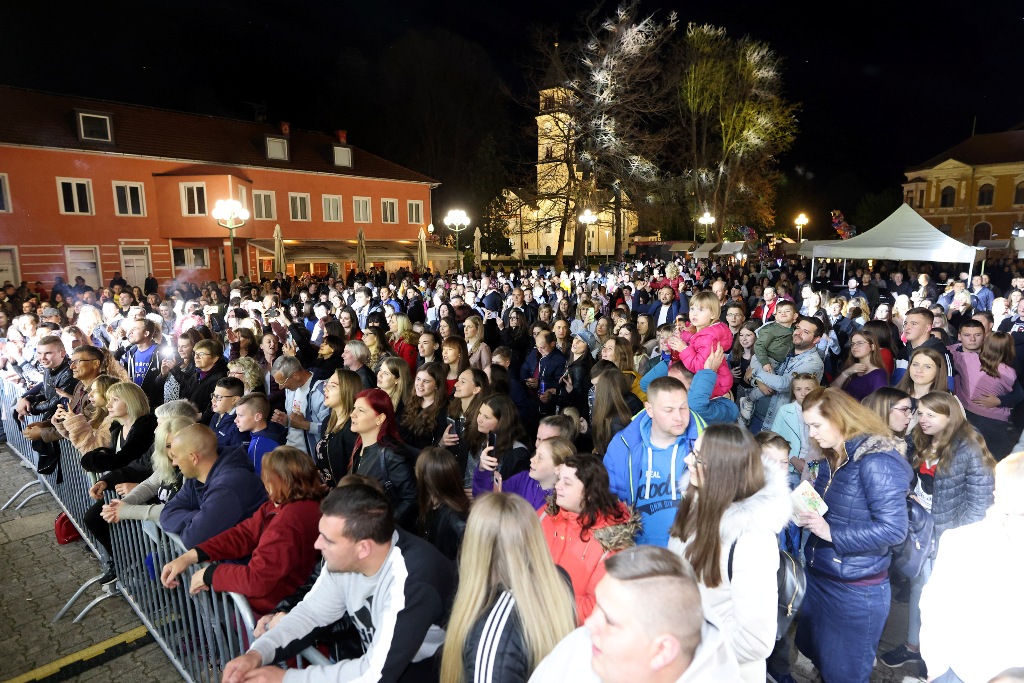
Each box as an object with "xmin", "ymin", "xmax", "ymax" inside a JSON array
[{"xmin": 468, "ymin": 394, "xmax": 530, "ymax": 497}]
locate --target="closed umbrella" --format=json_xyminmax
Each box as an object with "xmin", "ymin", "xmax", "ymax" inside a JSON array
[
  {"xmin": 273, "ymin": 224, "xmax": 286, "ymax": 275},
  {"xmin": 473, "ymin": 227, "xmax": 482, "ymax": 269},
  {"xmin": 416, "ymin": 227, "xmax": 428, "ymax": 272},
  {"xmin": 356, "ymin": 227, "xmax": 368, "ymax": 273}
]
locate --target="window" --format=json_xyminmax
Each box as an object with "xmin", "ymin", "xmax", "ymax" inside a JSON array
[
  {"xmin": 172, "ymin": 247, "xmax": 209, "ymax": 269},
  {"xmin": 323, "ymin": 194, "xmax": 342, "ymax": 222},
  {"xmin": 0, "ymin": 174, "xmax": 10, "ymax": 213},
  {"xmin": 940, "ymin": 186, "xmax": 955, "ymax": 208},
  {"xmin": 333, "ymin": 146, "xmax": 352, "ymax": 167},
  {"xmin": 918, "ymin": 190, "xmax": 924, "ymax": 208},
  {"xmin": 76, "ymin": 111, "xmax": 112, "ymax": 142},
  {"xmin": 238, "ymin": 185, "xmax": 247, "ymax": 211},
  {"xmin": 381, "ymin": 199, "xmax": 398, "ymax": 223},
  {"xmin": 978, "ymin": 183, "xmax": 994, "ymax": 206},
  {"xmin": 57, "ymin": 177, "xmax": 93, "ymax": 215},
  {"xmin": 289, "ymin": 193, "xmax": 311, "ymax": 221},
  {"xmin": 904, "ymin": 190, "xmax": 914, "ymax": 206},
  {"xmin": 180, "ymin": 183, "xmax": 207, "ymax": 216},
  {"xmin": 354, "ymin": 197, "xmax": 371, "ymax": 223},
  {"xmin": 1015, "ymin": 182, "xmax": 1024, "ymax": 205},
  {"xmin": 266, "ymin": 137, "xmax": 289, "ymax": 161},
  {"xmin": 112, "ymin": 181, "xmax": 145, "ymax": 216},
  {"xmin": 253, "ymin": 190, "xmax": 276, "ymax": 220},
  {"xmin": 407, "ymin": 200, "xmax": 423, "ymax": 224}
]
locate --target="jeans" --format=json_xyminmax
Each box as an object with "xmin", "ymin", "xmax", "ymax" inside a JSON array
[
  {"xmin": 907, "ymin": 557, "xmax": 934, "ymax": 647},
  {"xmin": 795, "ymin": 572, "xmax": 891, "ymax": 683}
]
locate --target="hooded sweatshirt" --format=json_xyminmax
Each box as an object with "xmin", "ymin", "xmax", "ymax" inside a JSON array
[
  {"xmin": 603, "ymin": 410, "xmax": 706, "ymax": 547},
  {"xmin": 247, "ymin": 422, "xmax": 288, "ymax": 475},
  {"xmin": 159, "ymin": 443, "xmax": 268, "ymax": 548},
  {"xmin": 678, "ymin": 321, "xmax": 736, "ymax": 398}
]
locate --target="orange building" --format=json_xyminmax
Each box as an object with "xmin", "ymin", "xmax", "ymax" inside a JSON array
[{"xmin": 0, "ymin": 85, "xmax": 441, "ymax": 291}]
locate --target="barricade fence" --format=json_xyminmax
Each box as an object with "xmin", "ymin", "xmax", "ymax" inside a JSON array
[{"xmin": 1, "ymin": 377, "xmax": 330, "ymax": 682}]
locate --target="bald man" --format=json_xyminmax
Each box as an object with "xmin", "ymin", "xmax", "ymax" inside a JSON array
[{"xmin": 159, "ymin": 424, "xmax": 266, "ymax": 548}]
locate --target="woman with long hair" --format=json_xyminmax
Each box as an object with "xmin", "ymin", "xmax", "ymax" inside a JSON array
[
  {"xmin": 399, "ymin": 362, "xmax": 449, "ymax": 451},
  {"xmin": 441, "ymin": 336, "xmax": 471, "ymax": 394},
  {"xmin": 499, "ymin": 308, "xmax": 531, "ymax": 375},
  {"xmin": 863, "ymin": 386, "xmax": 916, "ymax": 443},
  {"xmin": 468, "ymin": 394, "xmax": 530, "ymax": 496},
  {"xmin": 350, "ymin": 388, "xmax": 418, "ymax": 529},
  {"xmin": 441, "ymin": 368, "xmax": 488, "ymax": 477},
  {"xmin": 590, "ymin": 370, "xmax": 637, "ymax": 457},
  {"xmin": 729, "ymin": 320, "xmax": 759, "ymax": 400},
  {"xmin": 226, "ymin": 327, "xmax": 259, "ymax": 360},
  {"xmin": 388, "ymin": 312, "xmax": 419, "ymax": 372},
  {"xmin": 618, "ymin": 323, "xmax": 650, "ymax": 376},
  {"xmin": 463, "ymin": 315, "xmax": 492, "ymax": 371},
  {"xmin": 227, "ymin": 356, "xmax": 265, "ymax": 395},
  {"xmin": 362, "ymin": 326, "xmax": 395, "ymax": 374},
  {"xmin": 438, "ymin": 316, "xmax": 459, "ymax": 343},
  {"xmin": 600, "ymin": 337, "xmax": 645, "ymax": 402},
  {"xmin": 376, "ymin": 356, "xmax": 411, "ymax": 415},
  {"xmin": 157, "ymin": 327, "xmax": 203, "ymax": 404},
  {"xmin": 160, "ymin": 445, "xmax": 326, "ymax": 616},
  {"xmin": 831, "ymin": 329, "xmax": 888, "ymax": 401},
  {"xmin": 61, "ymin": 374, "xmax": 119, "ymax": 452},
  {"xmin": 540, "ymin": 452, "xmax": 638, "ymax": 623},
  {"xmin": 879, "ymin": 391, "xmax": 995, "ymax": 672},
  {"xmin": 556, "ymin": 296, "xmax": 575, "ymax": 322},
  {"xmin": 668, "ymin": 423, "xmax": 791, "ymax": 683},
  {"xmin": 414, "ymin": 446, "xmax": 471, "ymax": 561},
  {"xmin": 501, "ymin": 435, "xmax": 574, "ymax": 510},
  {"xmin": 335, "ymin": 306, "xmax": 360, "ymax": 341},
  {"xmin": 795, "ymin": 388, "xmax": 913, "ymax": 683},
  {"xmin": 314, "ymin": 368, "xmax": 363, "ymax": 487},
  {"xmin": 861, "ymin": 319, "xmax": 900, "ymax": 376},
  {"xmin": 594, "ymin": 315, "xmax": 614, "ymax": 347},
  {"xmin": 949, "ymin": 330, "xmax": 1018, "ymax": 459},
  {"xmin": 557, "ymin": 331, "xmax": 595, "ymax": 418},
  {"xmin": 895, "ymin": 347, "xmax": 952, "ymax": 433},
  {"xmin": 440, "ymin": 493, "xmax": 576, "ymax": 683},
  {"xmin": 550, "ymin": 318, "xmax": 572, "ymax": 359}
]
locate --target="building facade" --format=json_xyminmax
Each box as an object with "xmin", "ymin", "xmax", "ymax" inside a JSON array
[
  {"xmin": 0, "ymin": 86, "xmax": 439, "ymax": 291},
  {"xmin": 902, "ymin": 129, "xmax": 1024, "ymax": 250}
]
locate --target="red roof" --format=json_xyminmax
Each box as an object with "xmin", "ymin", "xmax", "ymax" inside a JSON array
[
  {"xmin": 908, "ymin": 130, "xmax": 1024, "ymax": 171},
  {"xmin": 0, "ymin": 85, "xmax": 438, "ymax": 185}
]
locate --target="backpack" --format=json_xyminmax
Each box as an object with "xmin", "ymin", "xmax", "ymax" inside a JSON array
[
  {"xmin": 890, "ymin": 493, "xmax": 935, "ymax": 580},
  {"xmin": 728, "ymin": 539, "xmax": 806, "ymax": 640}
]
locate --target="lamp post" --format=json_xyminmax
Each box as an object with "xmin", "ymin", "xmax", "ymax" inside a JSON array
[
  {"xmin": 698, "ymin": 211, "xmax": 715, "ymax": 242},
  {"xmin": 604, "ymin": 229, "xmax": 610, "ymax": 263},
  {"xmin": 795, "ymin": 213, "xmax": 808, "ymax": 243},
  {"xmin": 579, "ymin": 209, "xmax": 598, "ymax": 263},
  {"xmin": 443, "ymin": 210, "xmax": 470, "ymax": 272},
  {"xmin": 212, "ymin": 199, "xmax": 249, "ymax": 281}
]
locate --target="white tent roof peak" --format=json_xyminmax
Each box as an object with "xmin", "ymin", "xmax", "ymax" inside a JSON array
[{"xmin": 811, "ymin": 203, "xmax": 983, "ymax": 264}]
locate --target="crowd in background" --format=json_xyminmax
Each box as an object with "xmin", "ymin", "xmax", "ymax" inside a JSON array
[{"xmin": 2, "ymin": 253, "xmax": 1023, "ymax": 683}]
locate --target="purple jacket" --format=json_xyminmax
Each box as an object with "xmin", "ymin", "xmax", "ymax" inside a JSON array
[{"xmin": 473, "ymin": 469, "xmax": 551, "ymax": 510}]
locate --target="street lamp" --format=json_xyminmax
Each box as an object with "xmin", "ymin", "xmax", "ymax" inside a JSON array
[
  {"xmin": 443, "ymin": 210, "xmax": 470, "ymax": 271},
  {"xmin": 604, "ymin": 229, "xmax": 610, "ymax": 263},
  {"xmin": 212, "ymin": 199, "xmax": 249, "ymax": 281},
  {"xmin": 698, "ymin": 211, "xmax": 715, "ymax": 242},
  {"xmin": 578, "ymin": 209, "xmax": 598, "ymax": 260},
  {"xmin": 795, "ymin": 213, "xmax": 808, "ymax": 243}
]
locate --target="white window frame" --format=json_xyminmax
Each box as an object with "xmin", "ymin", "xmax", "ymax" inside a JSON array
[
  {"xmin": 77, "ymin": 111, "xmax": 113, "ymax": 143},
  {"xmin": 172, "ymin": 247, "xmax": 211, "ymax": 270},
  {"xmin": 289, "ymin": 193, "xmax": 311, "ymax": 221},
  {"xmin": 56, "ymin": 177, "xmax": 94, "ymax": 215},
  {"xmin": 323, "ymin": 194, "xmax": 343, "ymax": 222},
  {"xmin": 266, "ymin": 137, "xmax": 289, "ymax": 161},
  {"xmin": 111, "ymin": 181, "xmax": 146, "ymax": 217},
  {"xmin": 65, "ymin": 245, "xmax": 103, "ymax": 287},
  {"xmin": 333, "ymin": 146, "xmax": 353, "ymax": 167},
  {"xmin": 0, "ymin": 173, "xmax": 10, "ymax": 213},
  {"xmin": 252, "ymin": 190, "xmax": 276, "ymax": 220},
  {"xmin": 353, "ymin": 197, "xmax": 371, "ymax": 223},
  {"xmin": 406, "ymin": 200, "xmax": 423, "ymax": 224},
  {"xmin": 179, "ymin": 182, "xmax": 207, "ymax": 216},
  {"xmin": 237, "ymin": 185, "xmax": 248, "ymax": 212},
  {"xmin": 381, "ymin": 198, "xmax": 398, "ymax": 224}
]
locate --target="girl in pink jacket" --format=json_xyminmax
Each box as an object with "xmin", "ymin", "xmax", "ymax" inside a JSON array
[{"xmin": 676, "ymin": 291, "xmax": 735, "ymax": 398}]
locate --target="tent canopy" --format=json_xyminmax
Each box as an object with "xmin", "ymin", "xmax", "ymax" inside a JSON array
[
  {"xmin": 692, "ymin": 242, "xmax": 720, "ymax": 257},
  {"xmin": 718, "ymin": 241, "xmax": 756, "ymax": 256},
  {"xmin": 669, "ymin": 241, "xmax": 696, "ymax": 253},
  {"xmin": 811, "ymin": 204, "xmax": 984, "ymax": 264}
]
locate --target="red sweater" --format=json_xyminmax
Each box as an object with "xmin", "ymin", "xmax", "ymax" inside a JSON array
[{"xmin": 197, "ymin": 498, "xmax": 322, "ymax": 615}]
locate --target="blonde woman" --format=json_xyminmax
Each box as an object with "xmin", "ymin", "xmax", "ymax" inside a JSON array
[
  {"xmin": 60, "ymin": 374, "xmax": 120, "ymax": 453},
  {"xmin": 462, "ymin": 315, "xmax": 492, "ymax": 370},
  {"xmin": 440, "ymin": 493, "xmax": 576, "ymax": 683},
  {"xmin": 227, "ymin": 356, "xmax": 265, "ymax": 394},
  {"xmin": 376, "ymin": 356, "xmax": 411, "ymax": 414},
  {"xmin": 80, "ymin": 381, "xmax": 156, "ymax": 474},
  {"xmin": 388, "ymin": 312, "xmax": 419, "ymax": 372}
]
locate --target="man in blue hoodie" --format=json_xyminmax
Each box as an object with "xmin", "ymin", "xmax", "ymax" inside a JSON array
[
  {"xmin": 603, "ymin": 376, "xmax": 706, "ymax": 547},
  {"xmin": 233, "ymin": 392, "xmax": 286, "ymax": 475},
  {"xmin": 160, "ymin": 424, "xmax": 267, "ymax": 548}
]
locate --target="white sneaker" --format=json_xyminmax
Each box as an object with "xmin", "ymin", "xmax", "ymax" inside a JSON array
[{"xmin": 739, "ymin": 397, "xmax": 754, "ymax": 421}]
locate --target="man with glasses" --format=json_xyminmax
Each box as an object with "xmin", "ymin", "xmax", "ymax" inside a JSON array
[
  {"xmin": 51, "ymin": 345, "xmax": 105, "ymax": 436},
  {"xmin": 269, "ymin": 355, "xmax": 328, "ymax": 455}
]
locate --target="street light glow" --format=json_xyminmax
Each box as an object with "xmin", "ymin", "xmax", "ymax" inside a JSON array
[{"xmin": 795, "ymin": 213, "xmax": 808, "ymax": 242}]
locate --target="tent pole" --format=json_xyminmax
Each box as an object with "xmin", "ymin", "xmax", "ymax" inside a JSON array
[
  {"xmin": 980, "ymin": 259, "xmax": 986, "ymax": 276},
  {"xmin": 968, "ymin": 259, "xmax": 974, "ymax": 281},
  {"xmin": 842, "ymin": 259, "xmax": 847, "ymax": 282}
]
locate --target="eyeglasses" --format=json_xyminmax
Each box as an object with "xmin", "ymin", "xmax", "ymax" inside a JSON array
[
  {"xmin": 69, "ymin": 358, "xmax": 100, "ymax": 365},
  {"xmin": 891, "ymin": 405, "xmax": 917, "ymax": 416},
  {"xmin": 193, "ymin": 351, "xmax": 212, "ymax": 358},
  {"xmin": 850, "ymin": 340, "xmax": 870, "ymax": 348},
  {"xmin": 211, "ymin": 393, "xmax": 238, "ymax": 401},
  {"xmin": 227, "ymin": 370, "xmax": 245, "ymax": 377}
]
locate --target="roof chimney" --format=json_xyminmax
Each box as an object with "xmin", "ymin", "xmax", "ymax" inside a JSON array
[
  {"xmin": 279, "ymin": 121, "xmax": 291, "ymax": 136},
  {"xmin": 336, "ymin": 130, "xmax": 348, "ymax": 144}
]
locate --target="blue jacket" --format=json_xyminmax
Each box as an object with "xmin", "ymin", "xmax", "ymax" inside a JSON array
[
  {"xmin": 211, "ymin": 411, "xmax": 244, "ymax": 451},
  {"xmin": 646, "ymin": 299, "xmax": 685, "ymax": 324},
  {"xmin": 247, "ymin": 423, "xmax": 287, "ymax": 475},
  {"xmin": 805, "ymin": 434, "xmax": 913, "ymax": 581},
  {"xmin": 519, "ymin": 348, "xmax": 567, "ymax": 394},
  {"xmin": 159, "ymin": 443, "xmax": 267, "ymax": 548},
  {"xmin": 603, "ymin": 410, "xmax": 706, "ymax": 547}
]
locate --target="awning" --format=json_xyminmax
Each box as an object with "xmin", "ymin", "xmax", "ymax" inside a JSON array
[
  {"xmin": 692, "ymin": 242, "xmax": 720, "ymax": 257},
  {"xmin": 248, "ymin": 238, "xmax": 451, "ymax": 263},
  {"xmin": 717, "ymin": 242, "xmax": 745, "ymax": 256},
  {"xmin": 669, "ymin": 241, "xmax": 696, "ymax": 253},
  {"xmin": 977, "ymin": 239, "xmax": 1011, "ymax": 250}
]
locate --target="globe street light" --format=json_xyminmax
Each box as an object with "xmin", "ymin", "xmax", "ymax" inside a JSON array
[
  {"xmin": 795, "ymin": 213, "xmax": 808, "ymax": 243},
  {"xmin": 578, "ymin": 209, "xmax": 598, "ymax": 262},
  {"xmin": 698, "ymin": 211, "xmax": 715, "ymax": 242},
  {"xmin": 212, "ymin": 199, "xmax": 250, "ymax": 280},
  {"xmin": 443, "ymin": 210, "xmax": 470, "ymax": 271}
]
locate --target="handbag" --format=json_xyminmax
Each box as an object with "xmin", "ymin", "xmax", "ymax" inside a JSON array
[
  {"xmin": 54, "ymin": 513, "xmax": 81, "ymax": 544},
  {"xmin": 891, "ymin": 494, "xmax": 935, "ymax": 579},
  {"xmin": 728, "ymin": 540, "xmax": 806, "ymax": 640}
]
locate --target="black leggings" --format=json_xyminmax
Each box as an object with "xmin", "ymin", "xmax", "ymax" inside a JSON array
[{"xmin": 83, "ymin": 500, "xmax": 113, "ymax": 558}]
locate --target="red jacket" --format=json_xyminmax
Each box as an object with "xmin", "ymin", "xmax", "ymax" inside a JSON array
[
  {"xmin": 197, "ymin": 498, "xmax": 322, "ymax": 615},
  {"xmin": 678, "ymin": 321, "xmax": 735, "ymax": 398},
  {"xmin": 539, "ymin": 502, "xmax": 638, "ymax": 623},
  {"xmin": 392, "ymin": 337, "xmax": 418, "ymax": 373}
]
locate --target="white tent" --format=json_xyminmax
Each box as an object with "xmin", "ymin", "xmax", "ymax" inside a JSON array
[
  {"xmin": 811, "ymin": 204, "xmax": 984, "ymax": 266},
  {"xmin": 693, "ymin": 242, "xmax": 720, "ymax": 258}
]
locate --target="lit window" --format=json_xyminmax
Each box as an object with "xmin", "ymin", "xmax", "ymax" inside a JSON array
[
  {"xmin": 323, "ymin": 195, "xmax": 342, "ymax": 222},
  {"xmin": 381, "ymin": 199, "xmax": 398, "ymax": 223},
  {"xmin": 253, "ymin": 191, "xmax": 275, "ymax": 220}
]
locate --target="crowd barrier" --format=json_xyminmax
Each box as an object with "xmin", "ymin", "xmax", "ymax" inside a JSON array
[{"xmin": 1, "ymin": 377, "xmax": 331, "ymax": 682}]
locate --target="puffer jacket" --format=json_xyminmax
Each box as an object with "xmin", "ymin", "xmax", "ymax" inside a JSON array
[
  {"xmin": 539, "ymin": 503, "xmax": 640, "ymax": 623},
  {"xmin": 806, "ymin": 434, "xmax": 913, "ymax": 581},
  {"xmin": 927, "ymin": 434, "xmax": 995, "ymax": 541},
  {"xmin": 678, "ymin": 321, "xmax": 735, "ymax": 398}
]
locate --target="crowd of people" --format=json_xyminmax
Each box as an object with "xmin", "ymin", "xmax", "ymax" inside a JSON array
[{"xmin": 2, "ymin": 256, "xmax": 1024, "ymax": 683}]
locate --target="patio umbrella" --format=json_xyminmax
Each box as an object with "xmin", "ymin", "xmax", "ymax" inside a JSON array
[
  {"xmin": 416, "ymin": 227, "xmax": 428, "ymax": 272},
  {"xmin": 356, "ymin": 227, "xmax": 368, "ymax": 273},
  {"xmin": 473, "ymin": 226, "xmax": 482, "ymax": 269},
  {"xmin": 273, "ymin": 224, "xmax": 286, "ymax": 275}
]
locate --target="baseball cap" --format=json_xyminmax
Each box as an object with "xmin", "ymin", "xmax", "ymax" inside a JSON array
[{"xmin": 572, "ymin": 328, "xmax": 600, "ymax": 355}]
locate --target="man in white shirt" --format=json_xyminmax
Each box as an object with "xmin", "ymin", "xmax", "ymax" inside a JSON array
[{"xmin": 269, "ymin": 355, "xmax": 328, "ymax": 454}]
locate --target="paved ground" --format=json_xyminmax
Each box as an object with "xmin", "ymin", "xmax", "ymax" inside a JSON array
[{"xmin": 0, "ymin": 441, "xmax": 923, "ymax": 683}]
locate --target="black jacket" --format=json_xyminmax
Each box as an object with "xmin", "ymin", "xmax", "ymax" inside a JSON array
[
  {"xmin": 354, "ymin": 441, "xmax": 418, "ymax": 531},
  {"xmin": 557, "ymin": 353, "xmax": 593, "ymax": 415},
  {"xmin": 419, "ymin": 504, "xmax": 467, "ymax": 562},
  {"xmin": 81, "ymin": 413, "xmax": 159, "ymax": 473},
  {"xmin": 461, "ymin": 590, "xmax": 530, "ymax": 683},
  {"xmin": 25, "ymin": 358, "xmax": 78, "ymax": 418},
  {"xmin": 186, "ymin": 357, "xmax": 229, "ymax": 415},
  {"xmin": 116, "ymin": 343, "xmax": 164, "ymax": 410}
]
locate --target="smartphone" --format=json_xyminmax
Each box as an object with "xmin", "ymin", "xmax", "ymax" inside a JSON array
[
  {"xmin": 266, "ymin": 308, "xmax": 280, "ymax": 318},
  {"xmin": 487, "ymin": 431, "xmax": 497, "ymax": 450}
]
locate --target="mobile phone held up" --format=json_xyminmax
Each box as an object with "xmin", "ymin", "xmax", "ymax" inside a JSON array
[{"xmin": 487, "ymin": 431, "xmax": 497, "ymax": 450}]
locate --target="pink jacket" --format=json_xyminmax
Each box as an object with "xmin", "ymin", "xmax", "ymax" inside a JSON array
[
  {"xmin": 950, "ymin": 346, "xmax": 1015, "ymax": 422},
  {"xmin": 679, "ymin": 321, "xmax": 735, "ymax": 398}
]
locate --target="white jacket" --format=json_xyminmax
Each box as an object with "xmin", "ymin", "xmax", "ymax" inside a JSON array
[
  {"xmin": 667, "ymin": 459, "xmax": 791, "ymax": 683},
  {"xmin": 920, "ymin": 512, "xmax": 1024, "ymax": 683}
]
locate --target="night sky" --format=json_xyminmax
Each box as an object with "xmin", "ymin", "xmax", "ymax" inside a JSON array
[{"xmin": 4, "ymin": 0, "xmax": 1023, "ymax": 237}]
